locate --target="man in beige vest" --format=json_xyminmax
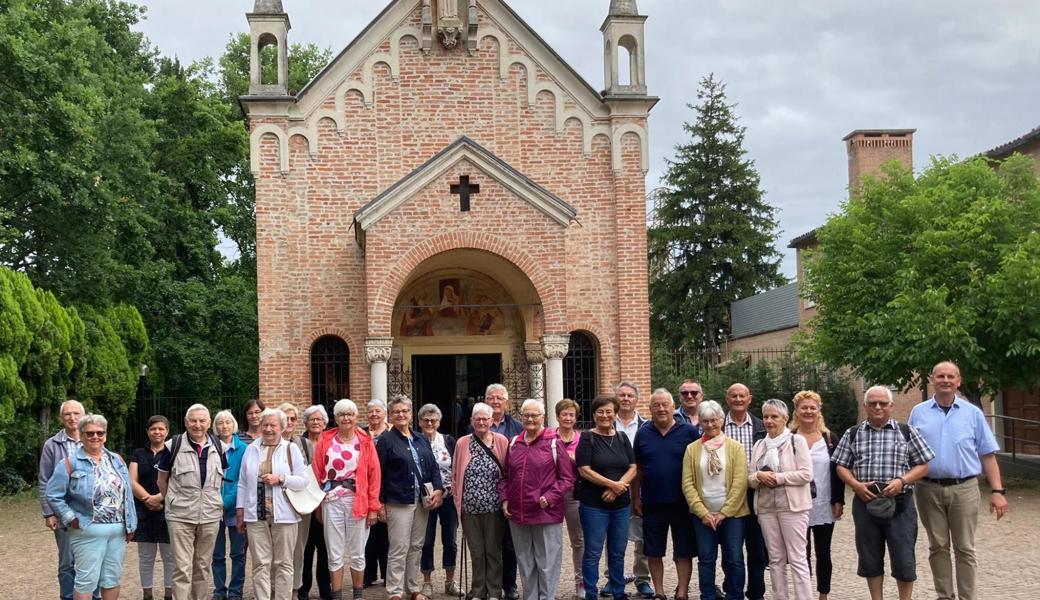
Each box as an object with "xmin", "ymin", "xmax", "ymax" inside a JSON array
[{"xmin": 158, "ymin": 404, "xmax": 226, "ymax": 600}]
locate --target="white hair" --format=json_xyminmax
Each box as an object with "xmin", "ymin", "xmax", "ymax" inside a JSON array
[
  {"xmin": 334, "ymin": 398, "xmax": 358, "ymax": 416},
  {"xmin": 471, "ymin": 402, "xmax": 493, "ymax": 419},
  {"xmin": 520, "ymin": 398, "xmax": 545, "ymax": 415},
  {"xmin": 485, "ymin": 383, "xmax": 508, "ymax": 399},
  {"xmin": 78, "ymin": 414, "xmax": 108, "ymax": 433},
  {"xmin": 59, "ymin": 399, "xmax": 85, "ymax": 414},
  {"xmin": 615, "ymin": 380, "xmax": 640, "ymax": 397},
  {"xmin": 367, "ymin": 399, "xmax": 387, "ymax": 412},
  {"xmin": 863, "ymin": 385, "xmax": 893, "ymax": 404},
  {"xmin": 184, "ymin": 403, "xmax": 210, "ymax": 421},
  {"xmin": 761, "ymin": 399, "xmax": 789, "ymax": 420},
  {"xmin": 698, "ymin": 400, "xmax": 725, "ymax": 421},
  {"xmin": 212, "ymin": 410, "xmax": 239, "ymax": 434},
  {"xmin": 418, "ymin": 403, "xmax": 442, "ymax": 420},
  {"xmin": 650, "ymin": 387, "xmax": 674, "ymax": 407},
  {"xmin": 259, "ymin": 407, "xmax": 287, "ymax": 428},
  {"xmin": 303, "ymin": 404, "xmax": 329, "ymax": 423},
  {"xmin": 388, "ymin": 394, "xmax": 412, "ymax": 412}
]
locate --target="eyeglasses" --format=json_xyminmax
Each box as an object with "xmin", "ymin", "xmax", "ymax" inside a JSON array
[
  {"xmin": 866, "ymin": 401, "xmax": 891, "ymax": 408},
  {"xmin": 83, "ymin": 431, "xmax": 106, "ymax": 438},
  {"xmin": 521, "ymin": 413, "xmax": 543, "ymax": 420},
  {"xmin": 680, "ymin": 390, "xmax": 701, "ymax": 396},
  {"xmin": 421, "ymin": 418, "xmax": 439, "ymax": 424},
  {"xmin": 390, "ymin": 409, "xmax": 411, "ymax": 416}
]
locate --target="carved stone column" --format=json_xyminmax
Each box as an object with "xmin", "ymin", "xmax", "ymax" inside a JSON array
[
  {"xmin": 525, "ymin": 342, "xmax": 546, "ymax": 419},
  {"xmin": 365, "ymin": 337, "xmax": 393, "ymax": 403},
  {"xmin": 541, "ymin": 334, "xmax": 570, "ymax": 428}
]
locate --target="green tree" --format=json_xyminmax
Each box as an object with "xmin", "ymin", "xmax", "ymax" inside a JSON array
[
  {"xmin": 649, "ymin": 74, "xmax": 786, "ymax": 354},
  {"xmin": 73, "ymin": 306, "xmax": 139, "ymax": 443},
  {"xmin": 801, "ymin": 154, "xmax": 1040, "ymax": 399}
]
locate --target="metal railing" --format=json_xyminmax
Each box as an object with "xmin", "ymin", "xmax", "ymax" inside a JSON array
[{"xmin": 987, "ymin": 413, "xmax": 1040, "ymax": 473}]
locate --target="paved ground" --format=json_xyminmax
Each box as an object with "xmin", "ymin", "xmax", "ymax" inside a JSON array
[{"xmin": 6, "ymin": 486, "xmax": 1037, "ymax": 599}]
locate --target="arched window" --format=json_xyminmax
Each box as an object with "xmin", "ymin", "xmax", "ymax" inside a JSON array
[
  {"xmin": 258, "ymin": 34, "xmax": 279, "ymax": 85},
  {"xmin": 563, "ymin": 331, "xmax": 598, "ymax": 428},
  {"xmin": 311, "ymin": 336, "xmax": 350, "ymax": 409}
]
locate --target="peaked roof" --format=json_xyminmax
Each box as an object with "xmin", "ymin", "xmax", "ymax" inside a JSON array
[
  {"xmin": 353, "ymin": 136, "xmax": 577, "ymax": 231},
  {"xmin": 984, "ymin": 124, "xmax": 1040, "ymax": 159},
  {"xmin": 291, "ymin": 0, "xmax": 607, "ymax": 118}
]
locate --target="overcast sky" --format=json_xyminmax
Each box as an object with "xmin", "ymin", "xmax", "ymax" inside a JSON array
[{"xmin": 134, "ymin": 0, "xmax": 1040, "ymax": 277}]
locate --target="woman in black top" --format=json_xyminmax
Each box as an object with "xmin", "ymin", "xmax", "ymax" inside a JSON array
[
  {"xmin": 576, "ymin": 395, "xmax": 637, "ymax": 600},
  {"xmin": 129, "ymin": 415, "xmax": 173, "ymax": 600}
]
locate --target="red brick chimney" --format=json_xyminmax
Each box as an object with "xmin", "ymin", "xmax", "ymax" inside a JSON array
[{"xmin": 843, "ymin": 129, "xmax": 915, "ymax": 189}]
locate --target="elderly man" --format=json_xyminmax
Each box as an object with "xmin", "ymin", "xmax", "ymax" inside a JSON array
[
  {"xmin": 833, "ymin": 386, "xmax": 934, "ymax": 600},
  {"xmin": 484, "ymin": 383, "xmax": 521, "ymax": 599},
  {"xmin": 40, "ymin": 399, "xmax": 100, "ymax": 600},
  {"xmin": 674, "ymin": 379, "xmax": 703, "ymax": 427},
  {"xmin": 633, "ymin": 388, "xmax": 699, "ymax": 600},
  {"xmin": 158, "ymin": 404, "xmax": 227, "ymax": 600},
  {"xmin": 723, "ymin": 383, "xmax": 767, "ymax": 600},
  {"xmin": 909, "ymin": 362, "xmax": 1008, "ymax": 600},
  {"xmin": 612, "ymin": 381, "xmax": 653, "ymax": 598}
]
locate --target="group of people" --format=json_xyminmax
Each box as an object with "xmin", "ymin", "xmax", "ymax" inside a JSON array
[{"xmin": 40, "ymin": 360, "xmax": 1008, "ymax": 600}]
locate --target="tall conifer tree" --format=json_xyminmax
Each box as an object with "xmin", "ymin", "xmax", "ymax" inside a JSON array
[{"xmin": 649, "ymin": 74, "xmax": 785, "ymax": 354}]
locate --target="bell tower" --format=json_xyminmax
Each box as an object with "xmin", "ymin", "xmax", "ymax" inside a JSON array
[
  {"xmin": 601, "ymin": 0, "xmax": 647, "ymax": 97},
  {"xmin": 246, "ymin": 0, "xmax": 291, "ymax": 96}
]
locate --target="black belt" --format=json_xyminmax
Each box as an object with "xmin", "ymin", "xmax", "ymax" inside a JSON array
[{"xmin": 923, "ymin": 476, "xmax": 975, "ymax": 486}]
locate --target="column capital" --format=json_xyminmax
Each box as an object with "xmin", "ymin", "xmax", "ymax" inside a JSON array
[
  {"xmin": 524, "ymin": 341, "xmax": 545, "ymax": 365},
  {"xmin": 540, "ymin": 334, "xmax": 570, "ymax": 361},
  {"xmin": 364, "ymin": 337, "xmax": 394, "ymax": 364}
]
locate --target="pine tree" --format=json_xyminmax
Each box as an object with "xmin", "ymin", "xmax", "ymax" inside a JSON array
[{"xmin": 649, "ymin": 74, "xmax": 786, "ymax": 355}]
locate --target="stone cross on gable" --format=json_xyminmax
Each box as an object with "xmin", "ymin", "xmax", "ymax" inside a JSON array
[{"xmin": 450, "ymin": 175, "xmax": 480, "ymax": 212}]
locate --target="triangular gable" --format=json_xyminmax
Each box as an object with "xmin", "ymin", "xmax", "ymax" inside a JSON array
[
  {"xmin": 291, "ymin": 0, "xmax": 608, "ymax": 120},
  {"xmin": 353, "ymin": 136, "xmax": 577, "ymax": 232}
]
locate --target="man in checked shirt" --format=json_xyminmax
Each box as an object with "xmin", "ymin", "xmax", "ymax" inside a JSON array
[{"xmin": 833, "ymin": 385, "xmax": 935, "ymax": 600}]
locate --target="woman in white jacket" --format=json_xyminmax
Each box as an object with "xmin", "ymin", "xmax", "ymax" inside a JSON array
[{"xmin": 236, "ymin": 408, "xmax": 308, "ymax": 600}]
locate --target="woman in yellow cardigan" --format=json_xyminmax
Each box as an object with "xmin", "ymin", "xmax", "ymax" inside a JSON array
[{"xmin": 681, "ymin": 400, "xmax": 749, "ymax": 600}]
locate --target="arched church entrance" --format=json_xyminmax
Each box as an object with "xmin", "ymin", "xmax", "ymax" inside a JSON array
[{"xmin": 388, "ymin": 249, "xmax": 544, "ymax": 437}]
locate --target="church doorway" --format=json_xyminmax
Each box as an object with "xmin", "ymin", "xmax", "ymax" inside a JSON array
[{"xmin": 412, "ymin": 353, "xmax": 502, "ymax": 437}]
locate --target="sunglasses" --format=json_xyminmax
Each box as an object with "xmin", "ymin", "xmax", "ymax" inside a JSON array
[
  {"xmin": 83, "ymin": 431, "xmax": 106, "ymax": 438},
  {"xmin": 680, "ymin": 390, "xmax": 701, "ymax": 396}
]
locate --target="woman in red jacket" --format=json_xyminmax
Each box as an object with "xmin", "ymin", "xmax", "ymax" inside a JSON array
[{"xmin": 312, "ymin": 399, "xmax": 382, "ymax": 600}]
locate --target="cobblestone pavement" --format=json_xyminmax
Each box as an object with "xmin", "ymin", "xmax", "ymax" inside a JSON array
[{"xmin": 8, "ymin": 488, "xmax": 1037, "ymax": 599}]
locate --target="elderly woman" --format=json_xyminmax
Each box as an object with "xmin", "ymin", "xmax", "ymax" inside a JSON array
[
  {"xmin": 575, "ymin": 394, "xmax": 634, "ymax": 600},
  {"xmin": 236, "ymin": 408, "xmax": 309, "ymax": 600},
  {"xmin": 46, "ymin": 414, "xmax": 137, "ymax": 600},
  {"xmin": 377, "ymin": 394, "xmax": 444, "ymax": 600},
  {"xmin": 791, "ymin": 391, "xmax": 845, "ymax": 600},
  {"xmin": 300, "ymin": 404, "xmax": 333, "ymax": 600},
  {"xmin": 553, "ymin": 398, "xmax": 585, "ymax": 599},
  {"xmin": 364, "ymin": 398, "xmax": 391, "ymax": 588},
  {"xmin": 452, "ymin": 402, "xmax": 509, "ymax": 600},
  {"xmin": 212, "ymin": 410, "xmax": 247, "ymax": 600},
  {"xmin": 239, "ymin": 399, "xmax": 265, "ymax": 444},
  {"xmin": 748, "ymin": 399, "xmax": 813, "ymax": 600},
  {"xmin": 278, "ymin": 402, "xmax": 317, "ymax": 600},
  {"xmin": 417, "ymin": 404, "xmax": 462, "ymax": 597},
  {"xmin": 312, "ymin": 399, "xmax": 381, "ymax": 600},
  {"xmin": 129, "ymin": 415, "xmax": 173, "ymax": 600},
  {"xmin": 682, "ymin": 400, "xmax": 749, "ymax": 600},
  {"xmin": 501, "ymin": 398, "xmax": 576, "ymax": 600}
]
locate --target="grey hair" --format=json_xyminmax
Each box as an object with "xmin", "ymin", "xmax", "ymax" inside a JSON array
[
  {"xmin": 418, "ymin": 403, "xmax": 442, "ymax": 420},
  {"xmin": 333, "ymin": 399, "xmax": 358, "ymax": 417},
  {"xmin": 615, "ymin": 380, "xmax": 640, "ymax": 397},
  {"xmin": 650, "ymin": 387, "xmax": 674, "ymax": 407},
  {"xmin": 78, "ymin": 414, "xmax": 108, "ymax": 433},
  {"xmin": 698, "ymin": 400, "xmax": 725, "ymax": 421},
  {"xmin": 59, "ymin": 399, "xmax": 85, "ymax": 414},
  {"xmin": 520, "ymin": 398, "xmax": 545, "ymax": 416},
  {"xmin": 485, "ymin": 383, "xmax": 508, "ymax": 399},
  {"xmin": 761, "ymin": 399, "xmax": 790, "ymax": 420},
  {"xmin": 863, "ymin": 385, "xmax": 893, "ymax": 404},
  {"xmin": 367, "ymin": 399, "xmax": 387, "ymax": 412},
  {"xmin": 471, "ymin": 402, "xmax": 493, "ymax": 419},
  {"xmin": 303, "ymin": 404, "xmax": 329, "ymax": 423},
  {"xmin": 259, "ymin": 407, "xmax": 288, "ymax": 429},
  {"xmin": 184, "ymin": 403, "xmax": 210, "ymax": 421},
  {"xmin": 388, "ymin": 394, "xmax": 412, "ymax": 411},
  {"xmin": 212, "ymin": 410, "xmax": 239, "ymax": 434}
]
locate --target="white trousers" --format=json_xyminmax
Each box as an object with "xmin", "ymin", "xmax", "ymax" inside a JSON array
[{"xmin": 324, "ymin": 494, "xmax": 370, "ymax": 573}]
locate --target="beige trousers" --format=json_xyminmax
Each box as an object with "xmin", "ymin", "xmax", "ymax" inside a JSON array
[
  {"xmin": 247, "ymin": 520, "xmax": 300, "ymax": 600},
  {"xmin": 293, "ymin": 511, "xmax": 311, "ymax": 589},
  {"xmin": 167, "ymin": 520, "xmax": 220, "ymax": 600},
  {"xmin": 916, "ymin": 479, "xmax": 981, "ymax": 600},
  {"xmin": 386, "ymin": 503, "xmax": 430, "ymax": 598}
]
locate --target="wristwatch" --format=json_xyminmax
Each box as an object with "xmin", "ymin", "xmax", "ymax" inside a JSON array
[
  {"xmin": 992, "ymin": 488, "xmax": 1007, "ymax": 495},
  {"xmin": 898, "ymin": 476, "xmax": 908, "ymax": 489}
]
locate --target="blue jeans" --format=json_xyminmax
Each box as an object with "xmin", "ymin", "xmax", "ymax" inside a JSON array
[
  {"xmin": 56, "ymin": 526, "xmax": 100, "ymax": 600},
  {"xmin": 421, "ymin": 495, "xmax": 458, "ymax": 573},
  {"xmin": 212, "ymin": 521, "xmax": 246, "ymax": 597},
  {"xmin": 693, "ymin": 516, "xmax": 746, "ymax": 600},
  {"xmin": 579, "ymin": 504, "xmax": 630, "ymax": 599}
]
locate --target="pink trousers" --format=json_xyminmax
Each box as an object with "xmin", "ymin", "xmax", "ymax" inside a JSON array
[{"xmin": 757, "ymin": 510, "xmax": 812, "ymax": 600}]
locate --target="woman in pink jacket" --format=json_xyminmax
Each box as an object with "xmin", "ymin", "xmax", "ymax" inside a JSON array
[
  {"xmin": 748, "ymin": 399, "xmax": 813, "ymax": 600},
  {"xmin": 498, "ymin": 399, "xmax": 576, "ymax": 600}
]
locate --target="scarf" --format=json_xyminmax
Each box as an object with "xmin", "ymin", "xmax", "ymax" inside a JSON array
[
  {"xmin": 702, "ymin": 432, "xmax": 726, "ymax": 477},
  {"xmin": 762, "ymin": 430, "xmax": 792, "ymax": 472}
]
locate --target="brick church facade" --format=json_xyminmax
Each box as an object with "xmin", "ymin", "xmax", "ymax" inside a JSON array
[{"xmin": 242, "ymin": 0, "xmax": 657, "ymax": 425}]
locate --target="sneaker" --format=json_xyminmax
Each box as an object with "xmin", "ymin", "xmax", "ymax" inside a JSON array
[
  {"xmin": 599, "ymin": 590, "xmax": 612, "ymax": 598},
  {"xmin": 445, "ymin": 581, "xmax": 464, "ymax": 597},
  {"xmin": 624, "ymin": 575, "xmax": 636, "ymax": 584},
  {"xmin": 212, "ymin": 594, "xmax": 227, "ymax": 600},
  {"xmin": 504, "ymin": 590, "xmax": 519, "ymax": 600},
  {"xmin": 421, "ymin": 582, "xmax": 434, "ymax": 597},
  {"xmin": 635, "ymin": 582, "xmax": 654, "ymax": 598}
]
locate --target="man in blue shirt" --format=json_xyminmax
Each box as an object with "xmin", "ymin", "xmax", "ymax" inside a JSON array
[
  {"xmin": 909, "ymin": 361, "xmax": 1008, "ymax": 600},
  {"xmin": 633, "ymin": 389, "xmax": 699, "ymax": 600},
  {"xmin": 673, "ymin": 379, "xmax": 702, "ymax": 427}
]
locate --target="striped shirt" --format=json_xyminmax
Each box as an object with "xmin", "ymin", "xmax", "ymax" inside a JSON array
[
  {"xmin": 831, "ymin": 419, "xmax": 934, "ymax": 487},
  {"xmin": 724, "ymin": 413, "xmax": 756, "ymax": 466}
]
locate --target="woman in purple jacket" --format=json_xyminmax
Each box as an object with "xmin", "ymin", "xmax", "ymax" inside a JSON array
[{"xmin": 499, "ymin": 398, "xmax": 576, "ymax": 600}]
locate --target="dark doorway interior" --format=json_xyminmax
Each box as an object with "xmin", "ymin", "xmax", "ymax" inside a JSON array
[{"xmin": 412, "ymin": 353, "xmax": 502, "ymax": 437}]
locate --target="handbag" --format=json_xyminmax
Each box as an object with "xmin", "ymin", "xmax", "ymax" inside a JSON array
[
  {"xmin": 865, "ymin": 496, "xmax": 896, "ymax": 519},
  {"xmin": 284, "ymin": 447, "xmax": 325, "ymax": 515}
]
